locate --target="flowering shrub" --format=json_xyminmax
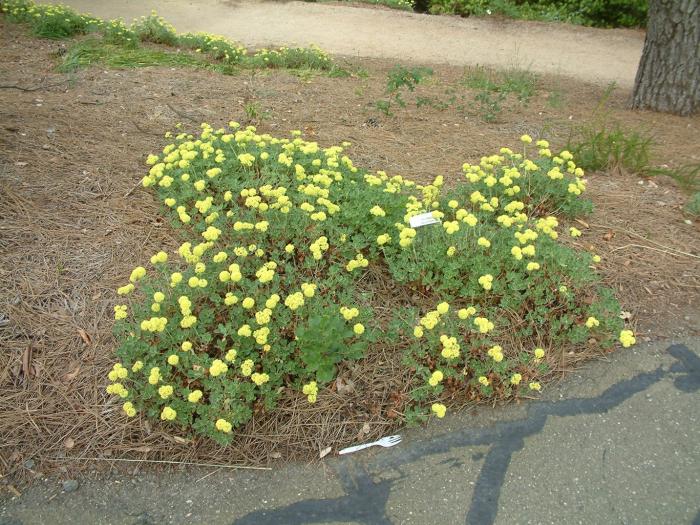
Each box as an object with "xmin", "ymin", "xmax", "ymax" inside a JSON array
[{"xmin": 106, "ymin": 123, "xmax": 633, "ymax": 443}]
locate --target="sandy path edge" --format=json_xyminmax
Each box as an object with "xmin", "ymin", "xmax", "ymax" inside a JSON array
[{"xmin": 49, "ymin": 0, "xmax": 645, "ymax": 87}]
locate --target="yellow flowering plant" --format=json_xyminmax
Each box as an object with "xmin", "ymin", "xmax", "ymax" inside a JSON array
[
  {"xmin": 3, "ymin": 1, "xmax": 335, "ymax": 74},
  {"xmin": 108, "ymin": 122, "xmax": 629, "ymax": 441}
]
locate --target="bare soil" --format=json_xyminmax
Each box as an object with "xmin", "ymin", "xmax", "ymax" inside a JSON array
[{"xmin": 0, "ymin": 19, "xmax": 698, "ymax": 487}]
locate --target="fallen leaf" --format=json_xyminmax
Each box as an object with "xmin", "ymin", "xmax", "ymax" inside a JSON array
[
  {"xmin": 63, "ymin": 366, "xmax": 81, "ymax": 382},
  {"xmin": 335, "ymin": 377, "xmax": 355, "ymax": 396},
  {"xmin": 77, "ymin": 329, "xmax": 92, "ymax": 346},
  {"xmin": 319, "ymin": 446, "xmax": 332, "ymax": 459},
  {"xmin": 575, "ymin": 218, "xmax": 590, "ymax": 228},
  {"xmin": 21, "ymin": 345, "xmax": 34, "ymax": 381},
  {"xmin": 172, "ymin": 436, "xmax": 190, "ymax": 445},
  {"xmin": 63, "ymin": 438, "xmax": 75, "ymax": 449},
  {"xmin": 270, "ymin": 452, "xmax": 282, "ymax": 459},
  {"xmin": 603, "ymin": 230, "xmax": 615, "ymax": 241}
]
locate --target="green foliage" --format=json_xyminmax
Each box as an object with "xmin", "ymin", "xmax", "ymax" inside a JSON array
[
  {"xmin": 243, "ymin": 101, "xmax": 269, "ymax": 122},
  {"xmin": 684, "ymin": 192, "xmax": 700, "ymax": 217},
  {"xmin": 3, "ymin": 0, "xmax": 335, "ymax": 74},
  {"xmin": 566, "ymin": 83, "xmax": 653, "ymax": 175},
  {"xmin": 462, "ymin": 65, "xmax": 539, "ymax": 122},
  {"xmin": 567, "ymin": 121, "xmax": 654, "ymax": 175},
  {"xmin": 102, "ymin": 19, "xmax": 139, "ymax": 48},
  {"xmin": 296, "ymin": 310, "xmax": 366, "ymax": 382},
  {"xmin": 645, "ymin": 163, "xmax": 700, "ymax": 194},
  {"xmin": 57, "ymin": 39, "xmax": 211, "ymax": 73},
  {"xmin": 131, "ymin": 11, "xmax": 179, "ymax": 46},
  {"xmin": 427, "ymin": 0, "xmax": 647, "ymax": 28},
  {"xmin": 375, "ymin": 65, "xmax": 433, "ymax": 115},
  {"xmin": 2, "ymin": 0, "xmax": 100, "ymax": 38}
]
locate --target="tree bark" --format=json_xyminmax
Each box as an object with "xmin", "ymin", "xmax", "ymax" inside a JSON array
[{"xmin": 630, "ymin": 0, "xmax": 700, "ymax": 116}]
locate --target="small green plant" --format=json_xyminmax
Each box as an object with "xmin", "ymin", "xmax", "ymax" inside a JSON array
[
  {"xmin": 102, "ymin": 19, "xmax": 138, "ymax": 48},
  {"xmin": 297, "ymin": 311, "xmax": 366, "ymax": 382},
  {"xmin": 684, "ymin": 192, "xmax": 700, "ymax": 217},
  {"xmin": 375, "ymin": 65, "xmax": 433, "ymax": 115},
  {"xmin": 462, "ymin": 65, "xmax": 539, "ymax": 122},
  {"xmin": 566, "ymin": 122, "xmax": 654, "ymax": 174},
  {"xmin": 131, "ymin": 11, "xmax": 179, "ymax": 46},
  {"xmin": 644, "ymin": 163, "xmax": 700, "ymax": 194},
  {"xmin": 473, "ymin": 89, "xmax": 507, "ymax": 123},
  {"xmin": 375, "ymin": 100, "xmax": 393, "ymax": 116},
  {"xmin": 243, "ymin": 101, "xmax": 269, "ymax": 122}
]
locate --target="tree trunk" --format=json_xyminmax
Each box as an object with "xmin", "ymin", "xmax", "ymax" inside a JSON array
[{"xmin": 630, "ymin": 0, "xmax": 700, "ymax": 116}]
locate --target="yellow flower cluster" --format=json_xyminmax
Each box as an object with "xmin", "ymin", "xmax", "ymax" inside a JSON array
[
  {"xmin": 431, "ymin": 403, "xmax": 447, "ymax": 418},
  {"xmin": 302, "ymin": 381, "xmax": 318, "ymax": 403},
  {"xmin": 158, "ymin": 385, "xmax": 174, "ymax": 399},
  {"xmin": 619, "ymin": 330, "xmax": 636, "ymax": 347},
  {"xmin": 148, "ymin": 367, "xmax": 161, "ymax": 385},
  {"xmin": 428, "ymin": 370, "xmax": 444, "ymax": 387},
  {"xmin": 160, "ymin": 406, "xmax": 177, "ymax": 421},
  {"xmin": 478, "ymin": 274, "xmax": 494, "ymax": 291},
  {"xmin": 106, "ymin": 382, "xmax": 128, "ymax": 398},
  {"xmin": 251, "ymin": 372, "xmax": 270, "ymax": 386},
  {"xmin": 215, "ymin": 418, "xmax": 232, "ymax": 433},
  {"xmin": 108, "ymin": 363, "xmax": 128, "ymax": 381},
  {"xmin": 122, "ymin": 402, "xmax": 137, "ymax": 417},
  {"xmin": 487, "ymin": 345, "xmax": 504, "ymax": 362},
  {"xmin": 585, "ymin": 316, "xmax": 600, "ymax": 328},
  {"xmin": 241, "ymin": 359, "xmax": 254, "ymax": 376},
  {"xmin": 440, "ymin": 335, "xmax": 460, "ymax": 359},
  {"xmin": 310, "ymin": 236, "xmax": 329, "ymax": 260},
  {"xmin": 284, "ymin": 292, "xmax": 305, "ymax": 311},
  {"xmin": 346, "ymin": 253, "xmax": 369, "ymax": 272},
  {"xmin": 188, "ymin": 390, "xmax": 203, "ymax": 403},
  {"xmin": 474, "ymin": 317, "xmax": 495, "ymax": 333},
  {"xmin": 340, "ymin": 306, "xmax": 359, "ymax": 320},
  {"xmin": 140, "ymin": 316, "xmax": 168, "ymax": 332},
  {"xmin": 209, "ymin": 359, "xmax": 228, "ymax": 377}
]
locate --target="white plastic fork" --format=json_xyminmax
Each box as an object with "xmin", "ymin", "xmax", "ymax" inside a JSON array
[{"xmin": 338, "ymin": 435, "xmax": 402, "ymax": 455}]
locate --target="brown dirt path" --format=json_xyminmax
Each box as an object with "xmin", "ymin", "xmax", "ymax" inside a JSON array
[{"xmin": 50, "ymin": 0, "xmax": 645, "ymax": 87}]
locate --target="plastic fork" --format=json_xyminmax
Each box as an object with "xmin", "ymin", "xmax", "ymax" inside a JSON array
[{"xmin": 338, "ymin": 435, "xmax": 402, "ymax": 455}]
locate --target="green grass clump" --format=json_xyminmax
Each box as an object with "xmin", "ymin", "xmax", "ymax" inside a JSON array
[
  {"xmin": 106, "ymin": 127, "xmax": 629, "ymax": 443},
  {"xmin": 462, "ymin": 65, "xmax": 539, "ymax": 122},
  {"xmin": 57, "ymin": 39, "xmax": 215, "ymax": 73},
  {"xmin": 566, "ymin": 121, "xmax": 654, "ymax": 175},
  {"xmin": 684, "ymin": 192, "xmax": 700, "ymax": 217}
]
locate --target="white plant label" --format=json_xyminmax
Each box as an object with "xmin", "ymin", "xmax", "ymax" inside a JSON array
[{"xmin": 409, "ymin": 212, "xmax": 441, "ymax": 229}]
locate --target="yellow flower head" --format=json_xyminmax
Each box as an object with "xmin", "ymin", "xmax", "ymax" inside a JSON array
[
  {"xmin": 431, "ymin": 403, "xmax": 447, "ymax": 418},
  {"xmin": 188, "ymin": 390, "xmax": 203, "ymax": 403},
  {"xmin": 160, "ymin": 406, "xmax": 177, "ymax": 421}
]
